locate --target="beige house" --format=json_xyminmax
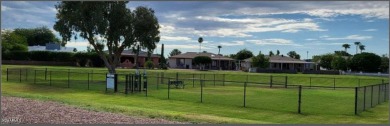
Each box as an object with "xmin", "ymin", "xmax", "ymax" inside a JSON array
[
  {"xmin": 168, "ymin": 52, "xmax": 235, "ymax": 70},
  {"xmin": 242, "ymin": 55, "xmax": 315, "ymax": 72}
]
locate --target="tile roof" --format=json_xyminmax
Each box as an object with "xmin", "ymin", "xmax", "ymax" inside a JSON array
[
  {"xmin": 169, "ymin": 52, "xmax": 234, "ymax": 61},
  {"xmin": 244, "ymin": 55, "xmax": 311, "ymax": 64}
]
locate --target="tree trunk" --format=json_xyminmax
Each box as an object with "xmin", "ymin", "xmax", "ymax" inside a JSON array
[{"xmin": 134, "ymin": 45, "xmax": 140, "ymax": 69}]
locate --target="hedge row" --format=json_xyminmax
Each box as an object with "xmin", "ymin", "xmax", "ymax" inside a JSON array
[{"xmin": 2, "ymin": 51, "xmax": 105, "ymax": 67}]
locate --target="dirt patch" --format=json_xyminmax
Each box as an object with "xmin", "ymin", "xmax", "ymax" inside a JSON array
[{"xmin": 1, "ymin": 96, "xmax": 187, "ymax": 124}]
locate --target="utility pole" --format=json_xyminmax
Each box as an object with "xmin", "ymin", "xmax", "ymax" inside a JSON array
[{"xmin": 306, "ymin": 51, "xmax": 308, "ymax": 60}]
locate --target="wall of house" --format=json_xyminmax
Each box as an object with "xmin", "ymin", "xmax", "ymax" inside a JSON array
[
  {"xmin": 152, "ymin": 57, "xmax": 159, "ymax": 67},
  {"xmin": 168, "ymin": 59, "xmax": 177, "ymax": 68},
  {"xmin": 167, "ymin": 58, "xmax": 193, "ymax": 69},
  {"xmin": 184, "ymin": 59, "xmax": 192, "ymax": 69}
]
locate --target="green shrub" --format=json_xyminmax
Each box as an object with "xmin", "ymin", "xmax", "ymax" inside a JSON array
[
  {"xmin": 144, "ymin": 60, "xmax": 154, "ymax": 69},
  {"xmin": 74, "ymin": 52, "xmax": 89, "ymax": 67},
  {"xmin": 52, "ymin": 52, "xmax": 74, "ymax": 62},
  {"xmin": 5, "ymin": 51, "xmax": 30, "ymax": 60},
  {"xmin": 29, "ymin": 51, "xmax": 52, "ymax": 61},
  {"xmin": 87, "ymin": 53, "xmax": 105, "ymax": 67}
]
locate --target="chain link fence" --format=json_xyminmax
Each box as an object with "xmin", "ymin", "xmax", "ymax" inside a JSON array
[{"xmin": 4, "ymin": 68, "xmax": 388, "ymax": 115}]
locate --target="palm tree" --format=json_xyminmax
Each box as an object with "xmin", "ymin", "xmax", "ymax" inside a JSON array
[
  {"xmin": 354, "ymin": 42, "xmax": 361, "ymax": 54},
  {"xmin": 198, "ymin": 37, "xmax": 203, "ymax": 53},
  {"xmin": 359, "ymin": 45, "xmax": 365, "ymax": 53},
  {"xmin": 342, "ymin": 44, "xmax": 350, "ymax": 52},
  {"xmin": 217, "ymin": 45, "xmax": 222, "ymax": 70}
]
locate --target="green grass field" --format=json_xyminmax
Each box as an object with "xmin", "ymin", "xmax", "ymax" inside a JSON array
[{"xmin": 1, "ymin": 65, "xmax": 389, "ymax": 124}]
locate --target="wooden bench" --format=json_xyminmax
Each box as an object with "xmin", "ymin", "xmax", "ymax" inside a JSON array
[{"xmin": 168, "ymin": 80, "xmax": 184, "ymax": 89}]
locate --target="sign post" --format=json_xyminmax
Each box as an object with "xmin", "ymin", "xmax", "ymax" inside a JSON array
[{"xmin": 106, "ymin": 73, "xmax": 118, "ymax": 92}]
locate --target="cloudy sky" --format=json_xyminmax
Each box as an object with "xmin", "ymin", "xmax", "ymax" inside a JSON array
[{"xmin": 1, "ymin": 1, "xmax": 389, "ymax": 58}]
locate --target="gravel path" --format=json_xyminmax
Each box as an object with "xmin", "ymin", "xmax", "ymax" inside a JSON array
[{"xmin": 1, "ymin": 96, "xmax": 187, "ymax": 124}]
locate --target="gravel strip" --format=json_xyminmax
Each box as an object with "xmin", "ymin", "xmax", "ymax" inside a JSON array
[{"xmin": 1, "ymin": 96, "xmax": 187, "ymax": 124}]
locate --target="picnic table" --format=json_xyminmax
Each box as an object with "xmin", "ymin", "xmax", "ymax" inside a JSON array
[{"xmin": 168, "ymin": 80, "xmax": 184, "ymax": 89}]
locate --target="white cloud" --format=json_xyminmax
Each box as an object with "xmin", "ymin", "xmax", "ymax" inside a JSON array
[
  {"xmin": 247, "ymin": 39, "xmax": 301, "ymax": 46},
  {"xmin": 305, "ymin": 38, "xmax": 317, "ymax": 41},
  {"xmin": 323, "ymin": 35, "xmax": 372, "ymax": 40},
  {"xmin": 156, "ymin": 44, "xmax": 211, "ymax": 50},
  {"xmin": 1, "ymin": 5, "xmax": 11, "ymax": 11},
  {"xmin": 305, "ymin": 42, "xmax": 345, "ymax": 46},
  {"xmin": 230, "ymin": 2, "xmax": 389, "ymax": 19},
  {"xmin": 363, "ymin": 29, "xmax": 377, "ymax": 32},
  {"xmin": 161, "ymin": 36, "xmax": 192, "ymax": 41},
  {"xmin": 220, "ymin": 41, "xmax": 245, "ymax": 46}
]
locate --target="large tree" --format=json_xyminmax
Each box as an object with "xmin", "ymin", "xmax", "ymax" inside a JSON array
[
  {"xmin": 380, "ymin": 54, "xmax": 389, "ymax": 73},
  {"xmin": 252, "ymin": 51, "xmax": 270, "ymax": 69},
  {"xmin": 169, "ymin": 49, "xmax": 182, "ymax": 57},
  {"xmin": 331, "ymin": 56, "xmax": 347, "ymax": 71},
  {"xmin": 13, "ymin": 26, "xmax": 62, "ymax": 46},
  {"xmin": 287, "ymin": 51, "xmax": 300, "ymax": 59},
  {"xmin": 193, "ymin": 56, "xmax": 211, "ymax": 70},
  {"xmin": 319, "ymin": 53, "xmax": 334, "ymax": 70},
  {"xmin": 132, "ymin": 6, "xmax": 160, "ymax": 69},
  {"xmin": 1, "ymin": 30, "xmax": 28, "ymax": 53},
  {"xmin": 354, "ymin": 41, "xmax": 361, "ymax": 54},
  {"xmin": 342, "ymin": 44, "xmax": 350, "ymax": 52},
  {"xmin": 235, "ymin": 49, "xmax": 253, "ymax": 60},
  {"xmin": 269, "ymin": 51, "xmax": 274, "ymax": 56},
  {"xmin": 350, "ymin": 52, "xmax": 381, "ymax": 72},
  {"xmin": 54, "ymin": 1, "xmax": 144, "ymax": 74},
  {"xmin": 359, "ymin": 45, "xmax": 365, "ymax": 53}
]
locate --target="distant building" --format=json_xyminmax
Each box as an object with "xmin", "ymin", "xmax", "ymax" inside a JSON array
[
  {"xmin": 242, "ymin": 55, "xmax": 316, "ymax": 72},
  {"xmin": 28, "ymin": 43, "xmax": 76, "ymax": 52},
  {"xmin": 118, "ymin": 49, "xmax": 160, "ymax": 68},
  {"xmin": 168, "ymin": 52, "xmax": 235, "ymax": 70}
]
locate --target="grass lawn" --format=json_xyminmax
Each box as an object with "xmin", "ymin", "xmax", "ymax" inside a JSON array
[{"xmin": 1, "ymin": 65, "xmax": 389, "ymax": 124}]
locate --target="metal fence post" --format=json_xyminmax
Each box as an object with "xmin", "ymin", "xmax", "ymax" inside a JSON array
[
  {"xmin": 309, "ymin": 77, "xmax": 312, "ymax": 89},
  {"xmin": 192, "ymin": 73, "xmax": 195, "ymax": 88},
  {"xmin": 285, "ymin": 76, "xmax": 288, "ymax": 88},
  {"xmin": 333, "ymin": 78, "xmax": 336, "ymax": 90},
  {"xmin": 371, "ymin": 85, "xmax": 373, "ymax": 107},
  {"xmin": 378, "ymin": 85, "xmax": 380, "ymax": 104},
  {"xmin": 298, "ymin": 85, "xmax": 302, "ymax": 114},
  {"xmin": 19, "ymin": 68, "xmax": 22, "ymax": 82},
  {"xmin": 354, "ymin": 87, "xmax": 358, "ymax": 115},
  {"xmin": 168, "ymin": 78, "xmax": 170, "ymax": 99},
  {"xmin": 244, "ymin": 82, "xmax": 247, "ymax": 107}
]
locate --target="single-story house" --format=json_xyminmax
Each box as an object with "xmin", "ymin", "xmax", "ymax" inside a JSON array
[
  {"xmin": 242, "ymin": 55, "xmax": 316, "ymax": 72},
  {"xmin": 119, "ymin": 49, "xmax": 160, "ymax": 68},
  {"xmin": 168, "ymin": 52, "xmax": 235, "ymax": 70}
]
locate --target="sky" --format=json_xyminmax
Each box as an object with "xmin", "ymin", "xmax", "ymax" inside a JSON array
[{"xmin": 1, "ymin": 1, "xmax": 389, "ymax": 59}]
